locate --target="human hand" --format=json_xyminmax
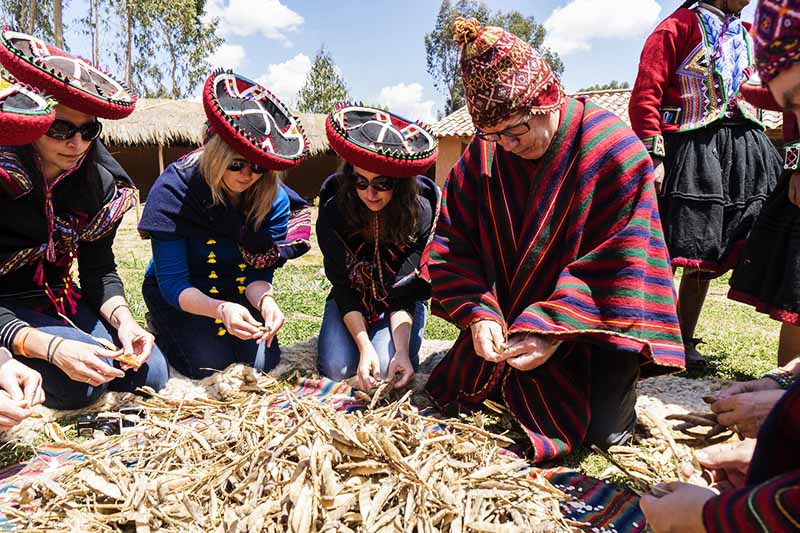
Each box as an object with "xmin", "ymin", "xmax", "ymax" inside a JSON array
[
  {"xmin": 713, "ymin": 377, "xmax": 782, "ymax": 401},
  {"xmin": 387, "ymin": 351, "xmax": 415, "ymax": 389},
  {"xmin": 0, "ymin": 358, "xmax": 44, "ymax": 407},
  {"xmin": 639, "ymin": 482, "xmax": 714, "ymax": 533},
  {"xmin": 789, "ymin": 172, "xmax": 800, "ymax": 207},
  {"xmin": 694, "ymin": 439, "xmax": 756, "ymax": 492},
  {"xmin": 258, "ymin": 295, "xmax": 285, "ymax": 347},
  {"xmin": 0, "ymin": 391, "xmax": 34, "ymax": 430},
  {"xmin": 217, "ymin": 302, "xmax": 263, "ymax": 340},
  {"xmin": 710, "ymin": 390, "xmax": 785, "ymax": 438},
  {"xmin": 357, "ymin": 347, "xmax": 382, "ymax": 392},
  {"xmin": 502, "ymin": 333, "xmax": 561, "ymax": 371},
  {"xmin": 652, "ymin": 157, "xmax": 665, "ymax": 194},
  {"xmin": 51, "ymin": 339, "xmax": 126, "ymax": 386},
  {"xmin": 470, "ymin": 320, "xmax": 506, "ymax": 362},
  {"xmin": 115, "ymin": 320, "xmax": 155, "ymax": 370}
]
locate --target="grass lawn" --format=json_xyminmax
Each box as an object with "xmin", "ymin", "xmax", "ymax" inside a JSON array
[{"xmin": 3, "ymin": 208, "xmax": 778, "ymax": 475}]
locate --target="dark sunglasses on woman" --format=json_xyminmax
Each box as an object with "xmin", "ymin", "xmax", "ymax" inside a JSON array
[
  {"xmin": 45, "ymin": 119, "xmax": 103, "ymax": 142},
  {"xmin": 353, "ymin": 173, "xmax": 397, "ymax": 192},
  {"xmin": 227, "ymin": 159, "xmax": 267, "ymax": 175}
]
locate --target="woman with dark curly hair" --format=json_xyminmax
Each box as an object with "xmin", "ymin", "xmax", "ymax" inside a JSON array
[{"xmin": 316, "ymin": 104, "xmax": 439, "ymax": 391}]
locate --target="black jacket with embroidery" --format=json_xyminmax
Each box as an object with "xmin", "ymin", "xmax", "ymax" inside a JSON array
[
  {"xmin": 0, "ymin": 142, "xmax": 138, "ymax": 351},
  {"xmin": 316, "ymin": 174, "xmax": 439, "ymax": 325}
]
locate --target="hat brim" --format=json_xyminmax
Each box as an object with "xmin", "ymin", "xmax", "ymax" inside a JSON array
[{"xmin": 0, "ymin": 72, "xmax": 55, "ymax": 145}]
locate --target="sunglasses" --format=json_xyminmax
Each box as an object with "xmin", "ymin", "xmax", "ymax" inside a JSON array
[
  {"xmin": 474, "ymin": 109, "xmax": 533, "ymax": 142},
  {"xmin": 227, "ymin": 159, "xmax": 267, "ymax": 175},
  {"xmin": 45, "ymin": 119, "xmax": 103, "ymax": 142},
  {"xmin": 354, "ymin": 173, "xmax": 397, "ymax": 192}
]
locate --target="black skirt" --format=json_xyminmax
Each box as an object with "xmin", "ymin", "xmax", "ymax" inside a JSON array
[
  {"xmin": 659, "ymin": 122, "xmax": 782, "ymax": 277},
  {"xmin": 729, "ymin": 169, "xmax": 800, "ymax": 325}
]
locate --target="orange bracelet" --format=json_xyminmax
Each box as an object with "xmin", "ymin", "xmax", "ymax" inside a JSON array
[{"xmin": 14, "ymin": 328, "xmax": 33, "ymax": 357}]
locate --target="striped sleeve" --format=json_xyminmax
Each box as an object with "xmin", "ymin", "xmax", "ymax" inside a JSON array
[
  {"xmin": 703, "ymin": 470, "xmax": 800, "ymax": 532},
  {"xmin": 427, "ymin": 142, "xmax": 506, "ymax": 331},
  {"xmin": 0, "ymin": 305, "xmax": 29, "ymax": 352}
]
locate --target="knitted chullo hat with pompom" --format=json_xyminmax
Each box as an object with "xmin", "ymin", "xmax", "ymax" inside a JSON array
[
  {"xmin": 453, "ymin": 17, "xmax": 563, "ymax": 129},
  {"xmin": 753, "ymin": 0, "xmax": 800, "ymax": 83}
]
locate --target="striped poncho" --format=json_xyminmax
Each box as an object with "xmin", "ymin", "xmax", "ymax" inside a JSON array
[{"xmin": 425, "ymin": 96, "xmax": 685, "ymax": 462}]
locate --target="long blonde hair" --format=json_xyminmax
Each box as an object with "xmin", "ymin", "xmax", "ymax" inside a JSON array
[{"xmin": 187, "ymin": 131, "xmax": 282, "ymax": 230}]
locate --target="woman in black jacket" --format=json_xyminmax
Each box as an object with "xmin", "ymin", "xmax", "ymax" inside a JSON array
[{"xmin": 317, "ymin": 103, "xmax": 439, "ymax": 391}]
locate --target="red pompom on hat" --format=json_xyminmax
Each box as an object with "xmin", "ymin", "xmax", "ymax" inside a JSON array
[
  {"xmin": 0, "ymin": 27, "xmax": 136, "ymax": 119},
  {"xmin": 202, "ymin": 69, "xmax": 309, "ymax": 171},
  {"xmin": 325, "ymin": 102, "xmax": 438, "ymax": 178},
  {"xmin": 0, "ymin": 67, "xmax": 54, "ymax": 145}
]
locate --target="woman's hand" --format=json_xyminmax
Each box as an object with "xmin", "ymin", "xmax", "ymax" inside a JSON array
[
  {"xmin": 115, "ymin": 320, "xmax": 155, "ymax": 370},
  {"xmin": 258, "ymin": 295, "xmax": 285, "ymax": 347},
  {"xmin": 51, "ymin": 339, "xmax": 126, "ymax": 387},
  {"xmin": 710, "ymin": 390, "xmax": 785, "ymax": 438},
  {"xmin": 357, "ymin": 347, "xmax": 382, "ymax": 391},
  {"xmin": 0, "ymin": 358, "xmax": 44, "ymax": 408},
  {"xmin": 387, "ymin": 350, "xmax": 415, "ymax": 389},
  {"xmin": 639, "ymin": 482, "xmax": 714, "ymax": 533},
  {"xmin": 502, "ymin": 334, "xmax": 561, "ymax": 371},
  {"xmin": 217, "ymin": 302, "xmax": 263, "ymax": 340}
]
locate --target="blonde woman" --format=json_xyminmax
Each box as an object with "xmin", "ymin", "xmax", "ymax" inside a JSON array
[{"xmin": 138, "ymin": 71, "xmax": 310, "ymax": 378}]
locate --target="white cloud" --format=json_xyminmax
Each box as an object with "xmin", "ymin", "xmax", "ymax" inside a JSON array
[
  {"xmin": 206, "ymin": 43, "xmax": 246, "ymax": 70},
  {"xmin": 544, "ymin": 0, "xmax": 662, "ymax": 56},
  {"xmin": 204, "ymin": 0, "xmax": 303, "ymax": 45},
  {"xmin": 376, "ymin": 83, "xmax": 436, "ymax": 124},
  {"xmin": 255, "ymin": 53, "xmax": 312, "ymax": 109}
]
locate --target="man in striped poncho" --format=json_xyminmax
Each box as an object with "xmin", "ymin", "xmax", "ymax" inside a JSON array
[{"xmin": 424, "ymin": 18, "xmax": 686, "ymax": 463}]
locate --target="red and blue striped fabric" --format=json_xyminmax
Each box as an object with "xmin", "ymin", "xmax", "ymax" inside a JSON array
[{"xmin": 425, "ymin": 96, "xmax": 685, "ymax": 462}]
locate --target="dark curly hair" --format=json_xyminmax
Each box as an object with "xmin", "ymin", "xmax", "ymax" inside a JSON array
[{"xmin": 335, "ymin": 162, "xmax": 421, "ymax": 247}]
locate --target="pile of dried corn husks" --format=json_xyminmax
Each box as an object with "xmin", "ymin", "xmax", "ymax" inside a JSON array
[{"xmin": 1, "ymin": 371, "xmax": 572, "ymax": 532}]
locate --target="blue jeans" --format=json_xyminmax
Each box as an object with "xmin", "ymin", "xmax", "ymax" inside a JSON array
[
  {"xmin": 5, "ymin": 300, "xmax": 169, "ymax": 410},
  {"xmin": 142, "ymin": 275, "xmax": 280, "ymax": 379},
  {"xmin": 317, "ymin": 299, "xmax": 427, "ymax": 381}
]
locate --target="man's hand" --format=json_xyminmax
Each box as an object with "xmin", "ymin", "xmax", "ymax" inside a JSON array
[
  {"xmin": 714, "ymin": 377, "xmax": 781, "ymax": 401},
  {"xmin": 502, "ymin": 334, "xmax": 561, "ymax": 371},
  {"xmin": 652, "ymin": 157, "xmax": 665, "ymax": 194},
  {"xmin": 710, "ymin": 390, "xmax": 785, "ymax": 438},
  {"xmin": 470, "ymin": 320, "xmax": 506, "ymax": 362},
  {"xmin": 639, "ymin": 482, "xmax": 714, "ymax": 533},
  {"xmin": 694, "ymin": 439, "xmax": 756, "ymax": 492}
]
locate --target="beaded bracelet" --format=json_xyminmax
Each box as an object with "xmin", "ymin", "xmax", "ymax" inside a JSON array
[{"xmin": 761, "ymin": 368, "xmax": 796, "ymax": 390}]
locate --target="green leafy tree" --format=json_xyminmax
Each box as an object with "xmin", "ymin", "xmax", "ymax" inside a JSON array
[
  {"xmin": 0, "ymin": 0, "xmax": 55, "ymax": 42},
  {"xmin": 296, "ymin": 46, "xmax": 350, "ymax": 113},
  {"xmin": 425, "ymin": 0, "xmax": 563, "ymax": 117},
  {"xmin": 577, "ymin": 80, "xmax": 631, "ymax": 92}
]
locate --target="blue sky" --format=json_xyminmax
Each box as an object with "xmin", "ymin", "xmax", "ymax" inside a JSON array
[{"xmin": 66, "ymin": 0, "xmax": 759, "ymax": 122}]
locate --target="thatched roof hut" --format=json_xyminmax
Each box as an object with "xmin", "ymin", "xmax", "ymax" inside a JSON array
[{"xmin": 101, "ymin": 98, "xmax": 336, "ymax": 199}]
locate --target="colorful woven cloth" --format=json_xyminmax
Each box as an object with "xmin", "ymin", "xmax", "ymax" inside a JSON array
[
  {"xmin": 452, "ymin": 16, "xmax": 563, "ymax": 129},
  {"xmin": 0, "ymin": 376, "xmax": 646, "ymax": 532},
  {"xmin": 754, "ymin": 0, "xmax": 800, "ymax": 82},
  {"xmin": 425, "ymin": 96, "xmax": 684, "ymax": 462}
]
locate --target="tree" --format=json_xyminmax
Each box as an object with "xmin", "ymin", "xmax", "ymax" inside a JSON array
[
  {"xmin": 425, "ymin": 0, "xmax": 563, "ymax": 117},
  {"xmin": 0, "ymin": 0, "xmax": 55, "ymax": 42},
  {"xmin": 296, "ymin": 46, "xmax": 350, "ymax": 114},
  {"xmin": 577, "ymin": 80, "xmax": 631, "ymax": 92}
]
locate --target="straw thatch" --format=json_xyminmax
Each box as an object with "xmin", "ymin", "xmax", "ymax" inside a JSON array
[{"xmin": 100, "ymin": 98, "xmax": 331, "ymax": 156}]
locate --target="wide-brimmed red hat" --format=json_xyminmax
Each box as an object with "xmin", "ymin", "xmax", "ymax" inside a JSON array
[
  {"xmin": 0, "ymin": 67, "xmax": 54, "ymax": 144},
  {"xmin": 202, "ymin": 69, "xmax": 309, "ymax": 171},
  {"xmin": 0, "ymin": 27, "xmax": 136, "ymax": 119},
  {"xmin": 325, "ymin": 102, "xmax": 438, "ymax": 178}
]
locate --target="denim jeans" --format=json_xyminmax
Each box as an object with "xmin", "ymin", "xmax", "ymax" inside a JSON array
[
  {"xmin": 142, "ymin": 275, "xmax": 280, "ymax": 379},
  {"xmin": 317, "ymin": 299, "xmax": 427, "ymax": 381},
  {"xmin": 4, "ymin": 300, "xmax": 169, "ymax": 410}
]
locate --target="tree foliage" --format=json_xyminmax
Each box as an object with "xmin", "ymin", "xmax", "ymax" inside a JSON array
[
  {"xmin": 425, "ymin": 0, "xmax": 564, "ymax": 117},
  {"xmin": 577, "ymin": 80, "xmax": 631, "ymax": 92},
  {"xmin": 0, "ymin": 0, "xmax": 56, "ymax": 42},
  {"xmin": 296, "ymin": 46, "xmax": 350, "ymax": 114}
]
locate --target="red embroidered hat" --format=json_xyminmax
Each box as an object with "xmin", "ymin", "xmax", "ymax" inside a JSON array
[
  {"xmin": 0, "ymin": 67, "xmax": 54, "ymax": 145},
  {"xmin": 754, "ymin": 0, "xmax": 800, "ymax": 82},
  {"xmin": 202, "ymin": 69, "xmax": 309, "ymax": 171},
  {"xmin": 325, "ymin": 102, "xmax": 438, "ymax": 178},
  {"xmin": 453, "ymin": 17, "xmax": 563, "ymax": 129},
  {"xmin": 0, "ymin": 27, "xmax": 136, "ymax": 119}
]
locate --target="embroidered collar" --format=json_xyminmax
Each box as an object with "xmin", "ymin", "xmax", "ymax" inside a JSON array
[{"xmin": 697, "ymin": 3, "xmax": 732, "ymax": 20}]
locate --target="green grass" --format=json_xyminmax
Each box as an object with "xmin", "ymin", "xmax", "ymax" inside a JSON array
[{"xmin": 19, "ymin": 209, "xmax": 780, "ymax": 476}]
